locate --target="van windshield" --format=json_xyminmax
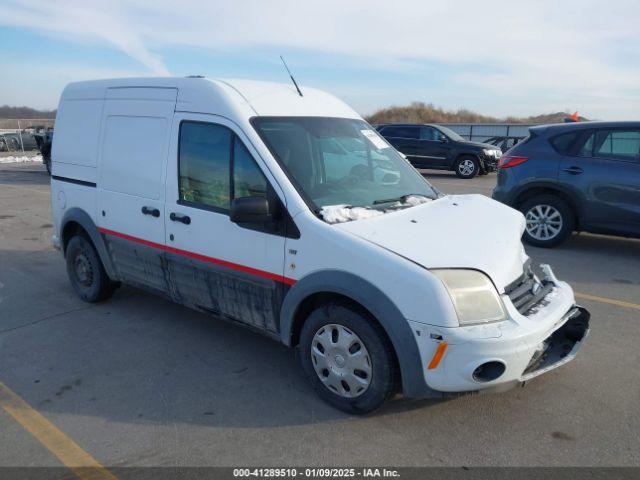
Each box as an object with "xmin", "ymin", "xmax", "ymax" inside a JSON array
[{"xmin": 252, "ymin": 117, "xmax": 438, "ymax": 213}]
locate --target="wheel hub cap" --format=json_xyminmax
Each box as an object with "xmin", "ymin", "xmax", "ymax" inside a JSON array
[{"xmin": 311, "ymin": 324, "xmax": 372, "ymax": 398}]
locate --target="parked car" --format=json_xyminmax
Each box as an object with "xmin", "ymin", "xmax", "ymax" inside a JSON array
[
  {"xmin": 0, "ymin": 132, "xmax": 39, "ymax": 151},
  {"xmin": 484, "ymin": 135, "xmax": 523, "ymax": 153},
  {"xmin": 375, "ymin": 123, "xmax": 502, "ymax": 179},
  {"xmin": 51, "ymin": 78, "xmax": 589, "ymax": 413},
  {"xmin": 493, "ymin": 121, "xmax": 640, "ymax": 247}
]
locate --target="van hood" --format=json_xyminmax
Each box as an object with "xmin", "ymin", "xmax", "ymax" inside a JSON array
[{"xmin": 334, "ymin": 194, "xmax": 528, "ymax": 291}]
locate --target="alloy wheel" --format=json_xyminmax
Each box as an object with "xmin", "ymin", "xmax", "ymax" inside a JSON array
[
  {"xmin": 458, "ymin": 159, "xmax": 475, "ymax": 176},
  {"xmin": 525, "ymin": 204, "xmax": 563, "ymax": 241}
]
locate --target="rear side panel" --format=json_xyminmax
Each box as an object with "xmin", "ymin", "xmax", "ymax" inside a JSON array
[{"xmin": 97, "ymin": 87, "xmax": 177, "ymax": 291}]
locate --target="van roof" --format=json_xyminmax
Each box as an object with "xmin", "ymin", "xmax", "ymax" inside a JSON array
[{"xmin": 60, "ymin": 77, "xmax": 360, "ymax": 119}]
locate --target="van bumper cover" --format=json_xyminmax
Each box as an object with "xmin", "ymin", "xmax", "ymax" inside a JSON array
[{"xmin": 409, "ymin": 279, "xmax": 590, "ymax": 395}]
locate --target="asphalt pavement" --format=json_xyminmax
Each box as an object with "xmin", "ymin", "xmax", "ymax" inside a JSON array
[{"xmin": 0, "ymin": 162, "xmax": 638, "ymax": 470}]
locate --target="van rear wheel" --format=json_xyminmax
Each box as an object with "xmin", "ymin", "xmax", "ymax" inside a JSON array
[
  {"xmin": 65, "ymin": 235, "xmax": 117, "ymax": 302},
  {"xmin": 298, "ymin": 302, "xmax": 397, "ymax": 414}
]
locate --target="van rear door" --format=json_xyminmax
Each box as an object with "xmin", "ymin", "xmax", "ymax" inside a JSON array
[{"xmin": 97, "ymin": 87, "xmax": 176, "ymax": 293}]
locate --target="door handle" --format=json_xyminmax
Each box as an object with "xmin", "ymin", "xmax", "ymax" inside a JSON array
[
  {"xmin": 141, "ymin": 206, "xmax": 160, "ymax": 217},
  {"xmin": 562, "ymin": 166, "xmax": 584, "ymax": 175},
  {"xmin": 170, "ymin": 212, "xmax": 191, "ymax": 225}
]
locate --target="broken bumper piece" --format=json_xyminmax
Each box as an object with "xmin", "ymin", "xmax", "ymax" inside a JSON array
[{"xmin": 410, "ymin": 270, "xmax": 590, "ymax": 396}]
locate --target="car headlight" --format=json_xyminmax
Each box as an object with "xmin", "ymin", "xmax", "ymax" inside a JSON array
[
  {"xmin": 432, "ymin": 269, "xmax": 507, "ymax": 325},
  {"xmin": 483, "ymin": 148, "xmax": 499, "ymax": 157}
]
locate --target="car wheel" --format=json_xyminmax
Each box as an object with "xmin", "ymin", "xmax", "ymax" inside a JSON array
[
  {"xmin": 298, "ymin": 302, "xmax": 397, "ymax": 414},
  {"xmin": 520, "ymin": 195, "xmax": 575, "ymax": 248},
  {"xmin": 454, "ymin": 156, "xmax": 479, "ymax": 179},
  {"xmin": 65, "ymin": 235, "xmax": 117, "ymax": 302}
]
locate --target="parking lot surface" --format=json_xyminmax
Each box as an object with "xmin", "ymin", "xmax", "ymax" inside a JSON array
[{"xmin": 0, "ymin": 163, "xmax": 638, "ymax": 468}]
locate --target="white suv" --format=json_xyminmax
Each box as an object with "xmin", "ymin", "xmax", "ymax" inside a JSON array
[{"xmin": 50, "ymin": 77, "xmax": 590, "ymax": 413}]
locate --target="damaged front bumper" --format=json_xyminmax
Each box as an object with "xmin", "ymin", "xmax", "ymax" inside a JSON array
[{"xmin": 409, "ymin": 265, "xmax": 590, "ymax": 395}]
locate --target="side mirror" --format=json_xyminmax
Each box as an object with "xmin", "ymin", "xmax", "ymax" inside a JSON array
[
  {"xmin": 438, "ymin": 134, "xmax": 448, "ymax": 143},
  {"xmin": 230, "ymin": 196, "xmax": 272, "ymax": 224}
]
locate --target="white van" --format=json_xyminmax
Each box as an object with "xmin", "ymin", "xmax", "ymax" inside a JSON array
[{"xmin": 50, "ymin": 77, "xmax": 589, "ymax": 413}]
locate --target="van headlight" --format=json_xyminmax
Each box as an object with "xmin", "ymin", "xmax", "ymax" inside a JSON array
[{"xmin": 432, "ymin": 269, "xmax": 506, "ymax": 325}]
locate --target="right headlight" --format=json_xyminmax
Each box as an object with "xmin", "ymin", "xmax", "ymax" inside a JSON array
[{"xmin": 432, "ymin": 269, "xmax": 507, "ymax": 326}]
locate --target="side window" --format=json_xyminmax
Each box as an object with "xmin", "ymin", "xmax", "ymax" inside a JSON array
[
  {"xmin": 577, "ymin": 133, "xmax": 595, "ymax": 157},
  {"xmin": 420, "ymin": 127, "xmax": 438, "ymax": 141},
  {"xmin": 233, "ymin": 137, "xmax": 268, "ymax": 198},
  {"xmin": 549, "ymin": 131, "xmax": 579, "ymax": 155},
  {"xmin": 382, "ymin": 126, "xmax": 419, "ymax": 139},
  {"xmin": 594, "ymin": 130, "xmax": 640, "ymax": 160},
  {"xmin": 179, "ymin": 122, "xmax": 231, "ymax": 210}
]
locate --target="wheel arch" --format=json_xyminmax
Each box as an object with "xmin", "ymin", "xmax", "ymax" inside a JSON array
[
  {"xmin": 512, "ymin": 184, "xmax": 581, "ymax": 229},
  {"xmin": 280, "ymin": 270, "xmax": 438, "ymax": 398},
  {"xmin": 60, "ymin": 208, "xmax": 117, "ymax": 279}
]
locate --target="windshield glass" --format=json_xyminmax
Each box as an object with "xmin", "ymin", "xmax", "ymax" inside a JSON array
[
  {"xmin": 437, "ymin": 125, "xmax": 465, "ymax": 142},
  {"xmin": 252, "ymin": 117, "xmax": 438, "ymax": 212}
]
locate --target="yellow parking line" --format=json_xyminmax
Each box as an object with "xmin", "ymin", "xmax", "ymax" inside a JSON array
[
  {"xmin": 575, "ymin": 292, "xmax": 640, "ymax": 311},
  {"xmin": 0, "ymin": 381, "xmax": 116, "ymax": 480}
]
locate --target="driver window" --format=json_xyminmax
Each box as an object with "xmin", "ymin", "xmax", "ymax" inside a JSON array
[
  {"xmin": 178, "ymin": 122, "xmax": 231, "ymax": 210},
  {"xmin": 420, "ymin": 127, "xmax": 438, "ymax": 141},
  {"xmin": 233, "ymin": 137, "xmax": 268, "ymax": 199}
]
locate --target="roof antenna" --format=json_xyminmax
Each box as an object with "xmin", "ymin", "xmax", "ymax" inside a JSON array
[{"xmin": 280, "ymin": 55, "xmax": 303, "ymax": 97}]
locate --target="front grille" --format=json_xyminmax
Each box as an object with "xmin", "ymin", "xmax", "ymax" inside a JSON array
[{"xmin": 505, "ymin": 262, "xmax": 554, "ymax": 316}]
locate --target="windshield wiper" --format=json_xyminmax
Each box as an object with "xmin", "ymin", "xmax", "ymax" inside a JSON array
[{"xmin": 373, "ymin": 193, "xmax": 431, "ymax": 205}]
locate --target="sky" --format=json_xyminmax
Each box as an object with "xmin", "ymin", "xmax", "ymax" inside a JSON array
[{"xmin": 1, "ymin": 0, "xmax": 639, "ymax": 119}]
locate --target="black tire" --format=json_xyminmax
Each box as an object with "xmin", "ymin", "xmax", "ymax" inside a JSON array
[
  {"xmin": 454, "ymin": 156, "xmax": 479, "ymax": 179},
  {"xmin": 65, "ymin": 235, "xmax": 117, "ymax": 302},
  {"xmin": 298, "ymin": 302, "xmax": 397, "ymax": 414},
  {"xmin": 519, "ymin": 194, "xmax": 575, "ymax": 248}
]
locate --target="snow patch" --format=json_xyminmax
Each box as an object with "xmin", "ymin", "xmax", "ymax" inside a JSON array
[
  {"xmin": 320, "ymin": 205, "xmax": 384, "ymax": 224},
  {"xmin": 402, "ymin": 195, "xmax": 433, "ymax": 207},
  {"xmin": 0, "ymin": 155, "xmax": 43, "ymax": 164},
  {"xmin": 320, "ymin": 196, "xmax": 433, "ymax": 224}
]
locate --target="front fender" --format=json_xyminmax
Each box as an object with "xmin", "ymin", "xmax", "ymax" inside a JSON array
[{"xmin": 280, "ymin": 270, "xmax": 438, "ymax": 398}]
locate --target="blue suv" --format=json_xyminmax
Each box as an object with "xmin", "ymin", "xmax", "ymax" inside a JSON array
[{"xmin": 492, "ymin": 121, "xmax": 640, "ymax": 247}]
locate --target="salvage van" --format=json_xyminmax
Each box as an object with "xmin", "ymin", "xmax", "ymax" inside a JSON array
[{"xmin": 50, "ymin": 77, "xmax": 590, "ymax": 413}]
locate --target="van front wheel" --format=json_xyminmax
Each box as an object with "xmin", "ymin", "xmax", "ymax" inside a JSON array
[
  {"xmin": 298, "ymin": 303, "xmax": 397, "ymax": 414},
  {"xmin": 65, "ymin": 235, "xmax": 117, "ymax": 302}
]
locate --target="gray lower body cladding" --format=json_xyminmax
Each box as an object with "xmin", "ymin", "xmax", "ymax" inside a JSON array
[{"xmin": 103, "ymin": 233, "xmax": 288, "ymax": 336}]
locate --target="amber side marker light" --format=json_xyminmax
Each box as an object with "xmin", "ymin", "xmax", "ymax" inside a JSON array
[{"xmin": 427, "ymin": 342, "xmax": 448, "ymax": 370}]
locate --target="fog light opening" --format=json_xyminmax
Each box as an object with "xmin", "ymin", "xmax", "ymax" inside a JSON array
[{"xmin": 473, "ymin": 361, "xmax": 506, "ymax": 382}]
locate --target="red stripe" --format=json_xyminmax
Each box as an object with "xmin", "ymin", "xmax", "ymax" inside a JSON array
[{"xmin": 98, "ymin": 227, "xmax": 297, "ymax": 286}]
